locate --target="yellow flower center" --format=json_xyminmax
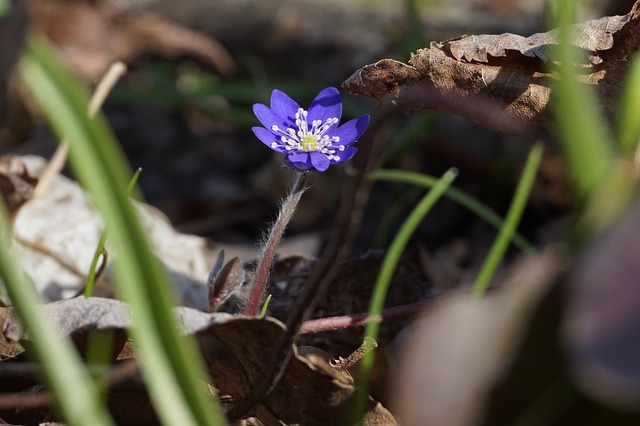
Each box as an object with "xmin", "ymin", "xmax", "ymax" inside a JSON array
[{"xmin": 300, "ymin": 134, "xmax": 318, "ymax": 152}]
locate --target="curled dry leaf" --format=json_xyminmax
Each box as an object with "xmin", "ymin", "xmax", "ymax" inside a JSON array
[
  {"xmin": 0, "ymin": 306, "xmax": 23, "ymax": 360},
  {"xmin": 2, "ymin": 297, "xmax": 396, "ymax": 424},
  {"xmin": 0, "ymin": 155, "xmax": 38, "ymax": 216},
  {"xmin": 3, "ymin": 297, "xmax": 130, "ymax": 358},
  {"xmin": 343, "ymin": 1, "xmax": 640, "ymax": 132},
  {"xmin": 446, "ymin": 15, "xmax": 628, "ymax": 65},
  {"xmin": 208, "ymin": 252, "xmax": 244, "ymax": 312},
  {"xmin": 185, "ymin": 309, "xmax": 396, "ymax": 425}
]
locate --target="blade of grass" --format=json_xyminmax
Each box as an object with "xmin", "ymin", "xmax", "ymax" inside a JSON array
[
  {"xmin": 259, "ymin": 294, "xmax": 272, "ymax": 318},
  {"xmin": 0, "ymin": 0, "xmax": 8, "ymax": 17},
  {"xmin": 355, "ymin": 167, "xmax": 458, "ymax": 422},
  {"xmin": 85, "ymin": 167, "xmax": 142, "ymax": 297},
  {"xmin": 551, "ymin": 1, "xmax": 635, "ymax": 233},
  {"xmin": 551, "ymin": 1, "xmax": 613, "ymax": 201},
  {"xmin": 369, "ymin": 169, "xmax": 535, "ymax": 253},
  {"xmin": 0, "ymin": 208, "xmax": 113, "ymax": 424},
  {"xmin": 19, "ymin": 35, "xmax": 225, "ymax": 426},
  {"xmin": 616, "ymin": 54, "xmax": 640, "ymax": 158},
  {"xmin": 472, "ymin": 142, "xmax": 543, "ymax": 298}
]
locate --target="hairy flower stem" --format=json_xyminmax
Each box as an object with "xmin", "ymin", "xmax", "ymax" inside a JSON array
[{"xmin": 244, "ymin": 172, "xmax": 309, "ymax": 316}]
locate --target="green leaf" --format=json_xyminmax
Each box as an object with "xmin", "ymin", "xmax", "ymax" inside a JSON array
[{"xmin": 473, "ymin": 142, "xmax": 543, "ymax": 298}]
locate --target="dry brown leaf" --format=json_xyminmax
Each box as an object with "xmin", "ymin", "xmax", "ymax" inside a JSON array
[
  {"xmin": 10, "ymin": 155, "xmax": 214, "ymax": 308},
  {"xmin": 447, "ymin": 15, "xmax": 628, "ymax": 65},
  {"xmin": 29, "ymin": 0, "xmax": 235, "ymax": 82},
  {"xmin": 208, "ymin": 252, "xmax": 244, "ymax": 312},
  {"xmin": 184, "ymin": 309, "xmax": 396, "ymax": 425},
  {"xmin": 3, "ymin": 297, "xmax": 130, "ymax": 359},
  {"xmin": 0, "ymin": 307, "xmax": 23, "ymax": 361},
  {"xmin": 2, "ymin": 297, "xmax": 395, "ymax": 424},
  {"xmin": 343, "ymin": 1, "xmax": 640, "ymax": 132},
  {"xmin": 0, "ymin": 154, "xmax": 38, "ymax": 216}
]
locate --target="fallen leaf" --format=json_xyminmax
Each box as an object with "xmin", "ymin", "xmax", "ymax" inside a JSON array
[
  {"xmin": 0, "ymin": 306, "xmax": 23, "ymax": 360},
  {"xmin": 184, "ymin": 309, "xmax": 396, "ymax": 425},
  {"xmin": 28, "ymin": 0, "xmax": 235, "ymax": 82},
  {"xmin": 10, "ymin": 155, "xmax": 214, "ymax": 308},
  {"xmin": 3, "ymin": 297, "xmax": 130, "ymax": 358},
  {"xmin": 447, "ymin": 15, "xmax": 628, "ymax": 65},
  {"xmin": 2, "ymin": 297, "xmax": 396, "ymax": 424},
  {"xmin": 343, "ymin": 1, "xmax": 640, "ymax": 132},
  {"xmin": 208, "ymin": 252, "xmax": 244, "ymax": 312}
]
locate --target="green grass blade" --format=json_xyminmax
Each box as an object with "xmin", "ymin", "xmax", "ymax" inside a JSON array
[
  {"xmin": 19, "ymin": 35, "xmax": 225, "ymax": 426},
  {"xmin": 0, "ymin": 0, "xmax": 8, "ymax": 17},
  {"xmin": 616, "ymin": 54, "xmax": 640, "ymax": 155},
  {"xmin": 369, "ymin": 169, "xmax": 535, "ymax": 253},
  {"xmin": 0, "ymin": 209, "xmax": 113, "ymax": 425},
  {"xmin": 259, "ymin": 294, "xmax": 272, "ymax": 318},
  {"xmin": 84, "ymin": 229, "xmax": 109, "ymax": 297},
  {"xmin": 473, "ymin": 142, "xmax": 543, "ymax": 298},
  {"xmin": 551, "ymin": 1, "xmax": 614, "ymax": 200},
  {"xmin": 356, "ymin": 167, "xmax": 458, "ymax": 421}
]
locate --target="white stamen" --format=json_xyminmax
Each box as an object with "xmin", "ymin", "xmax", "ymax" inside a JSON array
[{"xmin": 267, "ymin": 107, "xmax": 344, "ymax": 163}]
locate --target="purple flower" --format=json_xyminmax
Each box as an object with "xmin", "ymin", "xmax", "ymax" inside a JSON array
[{"xmin": 252, "ymin": 87, "xmax": 370, "ymax": 172}]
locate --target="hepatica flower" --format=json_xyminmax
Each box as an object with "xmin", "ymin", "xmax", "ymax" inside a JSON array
[{"xmin": 252, "ymin": 87, "xmax": 370, "ymax": 172}]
